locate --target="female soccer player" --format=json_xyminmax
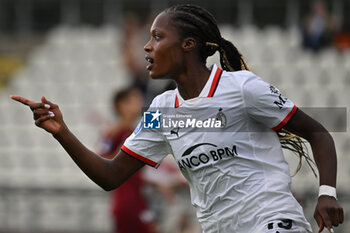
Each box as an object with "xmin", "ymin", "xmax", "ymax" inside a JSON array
[{"xmin": 11, "ymin": 4, "xmax": 343, "ymax": 233}]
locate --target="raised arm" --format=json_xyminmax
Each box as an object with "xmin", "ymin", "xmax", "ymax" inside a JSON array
[
  {"xmin": 283, "ymin": 108, "xmax": 344, "ymax": 233},
  {"xmin": 10, "ymin": 95, "xmax": 145, "ymax": 191}
]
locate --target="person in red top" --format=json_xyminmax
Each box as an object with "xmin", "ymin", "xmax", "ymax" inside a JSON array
[{"xmin": 97, "ymin": 87, "xmax": 156, "ymax": 233}]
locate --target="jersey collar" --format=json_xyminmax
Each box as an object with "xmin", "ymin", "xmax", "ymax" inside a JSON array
[{"xmin": 175, "ymin": 64, "xmax": 223, "ymax": 108}]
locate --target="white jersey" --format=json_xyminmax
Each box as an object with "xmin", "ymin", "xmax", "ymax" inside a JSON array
[{"xmin": 122, "ymin": 64, "xmax": 312, "ymax": 233}]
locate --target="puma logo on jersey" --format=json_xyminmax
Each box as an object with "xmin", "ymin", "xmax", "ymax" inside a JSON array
[
  {"xmin": 178, "ymin": 143, "xmax": 238, "ymax": 170},
  {"xmin": 170, "ymin": 127, "xmax": 180, "ymax": 137}
]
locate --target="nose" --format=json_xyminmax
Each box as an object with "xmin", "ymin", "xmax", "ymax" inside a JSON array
[{"xmin": 144, "ymin": 39, "xmax": 152, "ymax": 52}]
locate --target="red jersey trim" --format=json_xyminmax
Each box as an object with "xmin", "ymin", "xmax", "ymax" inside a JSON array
[
  {"xmin": 175, "ymin": 95, "xmax": 179, "ymax": 108},
  {"xmin": 207, "ymin": 68, "xmax": 223, "ymax": 97},
  {"xmin": 272, "ymin": 105, "xmax": 298, "ymax": 131},
  {"xmin": 121, "ymin": 145, "xmax": 158, "ymax": 167},
  {"xmin": 174, "ymin": 66, "xmax": 222, "ymax": 106}
]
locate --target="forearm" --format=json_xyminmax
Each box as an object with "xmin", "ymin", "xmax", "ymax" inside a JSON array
[
  {"xmin": 309, "ymin": 131, "xmax": 337, "ymax": 187},
  {"xmin": 53, "ymin": 125, "xmax": 115, "ymax": 190},
  {"xmin": 284, "ymin": 110, "xmax": 337, "ymax": 188}
]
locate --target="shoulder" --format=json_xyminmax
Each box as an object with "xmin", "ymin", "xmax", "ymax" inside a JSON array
[
  {"xmin": 220, "ymin": 70, "xmax": 277, "ymax": 104},
  {"xmin": 149, "ymin": 89, "xmax": 177, "ymax": 108},
  {"xmin": 220, "ymin": 69, "xmax": 264, "ymax": 90},
  {"xmin": 221, "ymin": 69, "xmax": 261, "ymax": 83}
]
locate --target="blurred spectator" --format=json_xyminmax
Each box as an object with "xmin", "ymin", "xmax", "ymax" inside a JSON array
[
  {"xmin": 97, "ymin": 86, "xmax": 158, "ymax": 233},
  {"xmin": 98, "ymin": 87, "xmax": 143, "ymax": 158},
  {"xmin": 301, "ymin": 0, "xmax": 338, "ymax": 52}
]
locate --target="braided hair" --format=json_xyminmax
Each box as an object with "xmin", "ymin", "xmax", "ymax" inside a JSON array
[
  {"xmin": 164, "ymin": 4, "xmax": 316, "ymax": 176},
  {"xmin": 165, "ymin": 4, "xmax": 250, "ymax": 71}
]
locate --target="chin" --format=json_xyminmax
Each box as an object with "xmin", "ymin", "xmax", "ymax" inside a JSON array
[
  {"xmin": 149, "ymin": 71, "xmax": 157, "ymax": 79},
  {"xmin": 149, "ymin": 71, "xmax": 168, "ymax": 80}
]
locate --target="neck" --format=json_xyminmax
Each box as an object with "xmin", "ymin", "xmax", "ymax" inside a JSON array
[{"xmin": 175, "ymin": 63, "xmax": 211, "ymax": 100}]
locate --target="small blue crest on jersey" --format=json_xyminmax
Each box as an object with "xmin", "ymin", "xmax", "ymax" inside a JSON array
[{"xmin": 133, "ymin": 120, "xmax": 143, "ymax": 135}]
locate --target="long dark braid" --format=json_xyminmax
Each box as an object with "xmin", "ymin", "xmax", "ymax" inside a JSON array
[{"xmin": 165, "ymin": 4, "xmax": 316, "ymax": 176}]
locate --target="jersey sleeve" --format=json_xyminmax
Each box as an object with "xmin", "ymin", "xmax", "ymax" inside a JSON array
[
  {"xmin": 242, "ymin": 73, "xmax": 297, "ymax": 131},
  {"xmin": 122, "ymin": 98, "xmax": 172, "ymax": 168}
]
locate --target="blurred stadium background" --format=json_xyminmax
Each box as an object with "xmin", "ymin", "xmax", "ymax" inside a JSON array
[{"xmin": 0, "ymin": 0, "xmax": 349, "ymax": 232}]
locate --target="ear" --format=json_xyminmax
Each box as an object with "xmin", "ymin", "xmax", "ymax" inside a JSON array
[{"xmin": 182, "ymin": 37, "xmax": 197, "ymax": 52}]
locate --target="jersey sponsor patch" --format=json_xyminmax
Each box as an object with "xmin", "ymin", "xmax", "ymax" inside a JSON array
[{"xmin": 178, "ymin": 143, "xmax": 238, "ymax": 170}]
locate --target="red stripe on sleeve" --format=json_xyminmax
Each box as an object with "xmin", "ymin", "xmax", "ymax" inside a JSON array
[
  {"xmin": 272, "ymin": 105, "xmax": 298, "ymax": 131},
  {"xmin": 207, "ymin": 68, "xmax": 222, "ymax": 97},
  {"xmin": 121, "ymin": 145, "xmax": 158, "ymax": 167}
]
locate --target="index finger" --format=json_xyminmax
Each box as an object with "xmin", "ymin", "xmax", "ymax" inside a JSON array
[{"xmin": 10, "ymin": 95, "xmax": 38, "ymax": 106}]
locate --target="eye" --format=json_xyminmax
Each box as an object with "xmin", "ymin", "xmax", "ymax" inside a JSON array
[
  {"xmin": 150, "ymin": 30, "xmax": 162, "ymax": 42},
  {"xmin": 153, "ymin": 33, "xmax": 162, "ymax": 41}
]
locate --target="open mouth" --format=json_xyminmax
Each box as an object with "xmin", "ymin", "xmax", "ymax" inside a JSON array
[
  {"xmin": 145, "ymin": 55, "xmax": 154, "ymax": 64},
  {"xmin": 145, "ymin": 55, "xmax": 154, "ymax": 70}
]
